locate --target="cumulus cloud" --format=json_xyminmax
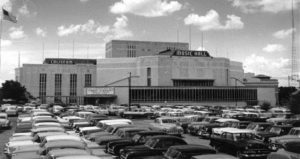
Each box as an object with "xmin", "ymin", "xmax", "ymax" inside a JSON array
[
  {"xmin": 184, "ymin": 10, "xmax": 244, "ymax": 31},
  {"xmin": 35, "ymin": 27, "xmax": 47, "ymax": 37},
  {"xmin": 9, "ymin": 26, "xmax": 26, "ymax": 39},
  {"xmin": 1, "ymin": 39, "xmax": 12, "ymax": 47},
  {"xmin": 273, "ymin": 28, "xmax": 295, "ymax": 39},
  {"xmin": 244, "ymin": 54, "xmax": 290, "ymax": 77},
  {"xmin": 0, "ymin": 0, "xmax": 12, "ymax": 12},
  {"xmin": 18, "ymin": 4, "xmax": 37, "ymax": 17},
  {"xmin": 262, "ymin": 44, "xmax": 285, "ymax": 52},
  {"xmin": 57, "ymin": 20, "xmax": 110, "ymax": 36},
  {"xmin": 57, "ymin": 17, "xmax": 132, "ymax": 41},
  {"xmin": 103, "ymin": 15, "xmax": 133, "ymax": 42},
  {"xmin": 110, "ymin": 0, "xmax": 182, "ymax": 17},
  {"xmin": 229, "ymin": 0, "xmax": 300, "ymax": 13}
]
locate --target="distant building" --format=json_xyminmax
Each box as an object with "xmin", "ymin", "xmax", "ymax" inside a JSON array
[
  {"xmin": 16, "ymin": 40, "xmax": 279, "ymax": 106},
  {"xmin": 15, "ymin": 58, "xmax": 96, "ymax": 104},
  {"xmin": 105, "ymin": 40, "xmax": 189, "ymax": 58}
]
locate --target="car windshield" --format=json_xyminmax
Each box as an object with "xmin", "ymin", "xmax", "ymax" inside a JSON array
[
  {"xmin": 268, "ymin": 127, "xmax": 282, "ymax": 135},
  {"xmin": 234, "ymin": 133, "xmax": 254, "ymax": 141},
  {"xmin": 145, "ymin": 138, "xmax": 158, "ymax": 148},
  {"xmin": 246, "ymin": 124, "xmax": 256, "ymax": 130},
  {"xmin": 289, "ymin": 129, "xmax": 300, "ymax": 135}
]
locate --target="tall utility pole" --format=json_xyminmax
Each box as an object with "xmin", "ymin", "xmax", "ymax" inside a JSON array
[{"xmin": 128, "ymin": 72, "xmax": 132, "ymax": 111}]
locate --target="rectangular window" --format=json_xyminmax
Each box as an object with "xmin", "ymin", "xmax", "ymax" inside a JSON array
[
  {"xmin": 85, "ymin": 74, "xmax": 92, "ymax": 87},
  {"xmin": 147, "ymin": 67, "xmax": 151, "ymax": 86},
  {"xmin": 70, "ymin": 74, "xmax": 77, "ymax": 103},
  {"xmin": 54, "ymin": 74, "xmax": 62, "ymax": 103},
  {"xmin": 39, "ymin": 74, "xmax": 47, "ymax": 103}
]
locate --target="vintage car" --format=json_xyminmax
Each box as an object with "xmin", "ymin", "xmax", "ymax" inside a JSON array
[
  {"xmin": 87, "ymin": 124, "xmax": 134, "ymax": 141},
  {"xmin": 43, "ymin": 148, "xmax": 91, "ymax": 159},
  {"xmin": 210, "ymin": 129, "xmax": 271, "ymax": 159},
  {"xmin": 87, "ymin": 114, "xmax": 108, "ymax": 126},
  {"xmin": 191, "ymin": 154, "xmax": 238, "ymax": 159},
  {"xmin": 39, "ymin": 140, "xmax": 87, "ymax": 155},
  {"xmin": 31, "ymin": 126, "xmax": 65, "ymax": 136},
  {"xmin": 198, "ymin": 118, "xmax": 239, "ymax": 138},
  {"xmin": 163, "ymin": 145, "xmax": 216, "ymax": 159},
  {"xmin": 96, "ymin": 119, "xmax": 133, "ymax": 129},
  {"xmin": 119, "ymin": 135, "xmax": 187, "ymax": 159},
  {"xmin": 4, "ymin": 140, "xmax": 39, "ymax": 157},
  {"xmin": 39, "ymin": 134, "xmax": 83, "ymax": 147},
  {"xmin": 256, "ymin": 125, "xmax": 293, "ymax": 143},
  {"xmin": 106, "ymin": 131, "xmax": 167, "ymax": 156},
  {"xmin": 75, "ymin": 111, "xmax": 95, "ymax": 119},
  {"xmin": 0, "ymin": 113, "xmax": 11, "ymax": 129},
  {"xmin": 268, "ymin": 127, "xmax": 300, "ymax": 151},
  {"xmin": 108, "ymin": 105, "xmax": 126, "ymax": 116},
  {"xmin": 6, "ymin": 105, "xmax": 18, "ymax": 116},
  {"xmin": 149, "ymin": 117, "xmax": 184, "ymax": 137},
  {"xmin": 267, "ymin": 140, "xmax": 300, "ymax": 159},
  {"xmin": 187, "ymin": 116, "xmax": 221, "ymax": 135},
  {"xmin": 94, "ymin": 127, "xmax": 149, "ymax": 148},
  {"xmin": 231, "ymin": 112, "xmax": 268, "ymax": 122},
  {"xmin": 246, "ymin": 122, "xmax": 273, "ymax": 135},
  {"xmin": 55, "ymin": 155, "xmax": 112, "ymax": 159},
  {"xmin": 122, "ymin": 108, "xmax": 153, "ymax": 119},
  {"xmin": 78, "ymin": 126, "xmax": 102, "ymax": 138}
]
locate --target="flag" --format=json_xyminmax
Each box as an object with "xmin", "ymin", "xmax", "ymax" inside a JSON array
[{"xmin": 2, "ymin": 8, "xmax": 17, "ymax": 23}]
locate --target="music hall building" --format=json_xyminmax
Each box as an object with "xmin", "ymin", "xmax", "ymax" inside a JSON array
[{"xmin": 16, "ymin": 40, "xmax": 279, "ymax": 106}]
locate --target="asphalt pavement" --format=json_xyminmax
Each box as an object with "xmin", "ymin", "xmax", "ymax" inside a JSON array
[{"xmin": 0, "ymin": 117, "xmax": 211, "ymax": 159}]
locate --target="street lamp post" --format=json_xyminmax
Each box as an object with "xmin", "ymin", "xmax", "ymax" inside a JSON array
[{"xmin": 128, "ymin": 72, "xmax": 131, "ymax": 111}]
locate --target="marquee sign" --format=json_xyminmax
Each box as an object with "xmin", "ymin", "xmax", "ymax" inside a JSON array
[
  {"xmin": 44, "ymin": 58, "xmax": 97, "ymax": 65},
  {"xmin": 84, "ymin": 87, "xmax": 115, "ymax": 95},
  {"xmin": 174, "ymin": 50, "xmax": 210, "ymax": 57}
]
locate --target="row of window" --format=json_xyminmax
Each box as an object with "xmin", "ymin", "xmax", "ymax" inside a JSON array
[
  {"xmin": 173, "ymin": 80, "xmax": 214, "ymax": 87},
  {"xmin": 130, "ymin": 88, "xmax": 257, "ymax": 102},
  {"xmin": 39, "ymin": 73, "xmax": 92, "ymax": 103}
]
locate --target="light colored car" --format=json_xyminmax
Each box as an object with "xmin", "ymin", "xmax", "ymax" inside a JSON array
[
  {"xmin": 4, "ymin": 140, "xmax": 39, "ymax": 156},
  {"xmin": 0, "ymin": 113, "xmax": 11, "ymax": 129},
  {"xmin": 39, "ymin": 140, "xmax": 87, "ymax": 156},
  {"xmin": 40, "ymin": 134, "xmax": 83, "ymax": 147},
  {"xmin": 6, "ymin": 105, "xmax": 18, "ymax": 116},
  {"xmin": 56, "ymin": 155, "xmax": 113, "ymax": 159},
  {"xmin": 44, "ymin": 148, "xmax": 91, "ymax": 159},
  {"xmin": 149, "ymin": 117, "xmax": 184, "ymax": 136}
]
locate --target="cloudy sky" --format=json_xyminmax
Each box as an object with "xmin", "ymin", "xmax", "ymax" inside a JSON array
[{"xmin": 0, "ymin": 0, "xmax": 299, "ymax": 86}]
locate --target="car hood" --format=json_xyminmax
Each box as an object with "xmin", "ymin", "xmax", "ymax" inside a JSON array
[
  {"xmin": 257, "ymin": 132, "xmax": 278, "ymax": 138},
  {"xmin": 109, "ymin": 139, "xmax": 132, "ymax": 146},
  {"xmin": 270, "ymin": 135, "xmax": 300, "ymax": 142},
  {"xmin": 237, "ymin": 139, "xmax": 265, "ymax": 147}
]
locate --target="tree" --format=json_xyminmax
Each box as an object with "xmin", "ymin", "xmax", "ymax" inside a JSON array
[
  {"xmin": 289, "ymin": 90, "xmax": 300, "ymax": 114},
  {"xmin": 1, "ymin": 80, "xmax": 28, "ymax": 102},
  {"xmin": 279, "ymin": 86, "xmax": 297, "ymax": 105},
  {"xmin": 260, "ymin": 101, "xmax": 271, "ymax": 111}
]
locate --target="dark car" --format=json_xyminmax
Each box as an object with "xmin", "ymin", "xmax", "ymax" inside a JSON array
[
  {"xmin": 256, "ymin": 125, "xmax": 293, "ymax": 143},
  {"xmin": 267, "ymin": 140, "xmax": 300, "ymax": 159},
  {"xmin": 163, "ymin": 145, "xmax": 216, "ymax": 159},
  {"xmin": 210, "ymin": 129, "xmax": 271, "ymax": 159},
  {"xmin": 232, "ymin": 113, "xmax": 267, "ymax": 122},
  {"xmin": 119, "ymin": 135, "xmax": 187, "ymax": 159},
  {"xmin": 94, "ymin": 127, "xmax": 149, "ymax": 147},
  {"xmin": 106, "ymin": 131, "xmax": 167, "ymax": 156}
]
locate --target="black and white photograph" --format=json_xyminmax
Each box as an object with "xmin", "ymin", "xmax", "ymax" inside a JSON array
[{"xmin": 0, "ymin": 0, "xmax": 299, "ymax": 159}]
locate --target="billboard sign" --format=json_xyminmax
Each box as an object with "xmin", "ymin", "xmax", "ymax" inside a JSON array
[{"xmin": 84, "ymin": 87, "xmax": 114, "ymax": 95}]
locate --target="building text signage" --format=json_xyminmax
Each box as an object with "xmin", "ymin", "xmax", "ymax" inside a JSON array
[
  {"xmin": 85, "ymin": 87, "xmax": 115, "ymax": 95},
  {"xmin": 174, "ymin": 50, "xmax": 210, "ymax": 57},
  {"xmin": 44, "ymin": 58, "xmax": 97, "ymax": 65},
  {"xmin": 48, "ymin": 59, "xmax": 74, "ymax": 64}
]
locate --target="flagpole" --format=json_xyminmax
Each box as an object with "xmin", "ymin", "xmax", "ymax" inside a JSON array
[{"xmin": 0, "ymin": 19, "xmax": 3, "ymax": 72}]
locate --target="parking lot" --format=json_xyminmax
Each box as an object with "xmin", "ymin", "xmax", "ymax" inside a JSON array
[{"xmin": 0, "ymin": 115, "xmax": 211, "ymax": 159}]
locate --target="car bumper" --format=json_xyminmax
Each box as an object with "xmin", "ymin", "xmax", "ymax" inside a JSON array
[{"xmin": 240, "ymin": 153, "xmax": 269, "ymax": 158}]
